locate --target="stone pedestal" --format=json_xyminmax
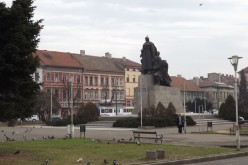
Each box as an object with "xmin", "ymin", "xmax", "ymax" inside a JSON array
[
  {"xmin": 156, "ymin": 149, "xmax": 165, "ymax": 159},
  {"xmin": 146, "ymin": 150, "xmax": 157, "ymax": 160},
  {"xmin": 134, "ymin": 75, "xmax": 183, "ymax": 114}
]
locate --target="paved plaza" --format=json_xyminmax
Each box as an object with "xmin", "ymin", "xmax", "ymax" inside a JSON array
[{"xmin": 1, "ymin": 123, "xmax": 248, "ymax": 148}]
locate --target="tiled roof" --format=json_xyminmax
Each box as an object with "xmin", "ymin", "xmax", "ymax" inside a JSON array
[
  {"xmin": 199, "ymin": 78, "xmax": 233, "ymax": 88},
  {"xmin": 35, "ymin": 50, "xmax": 82, "ymax": 68},
  {"xmin": 111, "ymin": 57, "xmax": 141, "ymax": 68},
  {"xmin": 171, "ymin": 76, "xmax": 201, "ymax": 91},
  {"xmin": 72, "ymin": 54, "xmax": 124, "ymax": 73}
]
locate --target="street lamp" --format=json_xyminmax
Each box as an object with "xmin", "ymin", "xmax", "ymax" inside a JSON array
[
  {"xmin": 228, "ymin": 55, "xmax": 242, "ymax": 151},
  {"xmin": 116, "ymin": 81, "xmax": 118, "ymax": 116},
  {"xmin": 183, "ymin": 83, "xmax": 187, "ymax": 133},
  {"xmin": 69, "ymin": 76, "xmax": 74, "ymax": 138},
  {"xmin": 50, "ymin": 85, "xmax": 53, "ymax": 122},
  {"xmin": 140, "ymin": 75, "xmax": 143, "ymax": 127}
]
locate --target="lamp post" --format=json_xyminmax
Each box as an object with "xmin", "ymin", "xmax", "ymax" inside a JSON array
[
  {"xmin": 50, "ymin": 85, "xmax": 53, "ymax": 122},
  {"xmin": 183, "ymin": 83, "xmax": 187, "ymax": 133},
  {"xmin": 69, "ymin": 76, "xmax": 74, "ymax": 138},
  {"xmin": 116, "ymin": 81, "xmax": 118, "ymax": 116},
  {"xmin": 140, "ymin": 75, "xmax": 143, "ymax": 127},
  {"xmin": 228, "ymin": 55, "xmax": 242, "ymax": 151}
]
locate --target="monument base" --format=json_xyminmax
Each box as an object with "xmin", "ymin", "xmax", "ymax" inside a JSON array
[{"xmin": 134, "ymin": 75, "xmax": 183, "ymax": 114}]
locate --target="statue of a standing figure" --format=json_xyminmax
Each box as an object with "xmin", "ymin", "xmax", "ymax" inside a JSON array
[
  {"xmin": 140, "ymin": 36, "xmax": 157, "ymax": 74},
  {"xmin": 140, "ymin": 36, "xmax": 171, "ymax": 86}
]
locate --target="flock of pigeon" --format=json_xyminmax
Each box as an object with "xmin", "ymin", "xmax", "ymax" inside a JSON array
[
  {"xmin": 1, "ymin": 126, "xmax": 55, "ymax": 142},
  {"xmin": 1, "ymin": 126, "xmax": 142, "ymax": 164}
]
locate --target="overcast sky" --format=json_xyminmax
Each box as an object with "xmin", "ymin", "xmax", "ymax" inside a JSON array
[{"xmin": 4, "ymin": 0, "xmax": 248, "ymax": 79}]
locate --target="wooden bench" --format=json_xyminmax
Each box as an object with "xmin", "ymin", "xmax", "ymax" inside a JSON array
[{"xmin": 132, "ymin": 131, "xmax": 163, "ymax": 143}]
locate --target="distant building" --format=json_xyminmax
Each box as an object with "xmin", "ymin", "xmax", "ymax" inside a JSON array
[
  {"xmin": 34, "ymin": 50, "xmax": 140, "ymax": 117},
  {"xmin": 111, "ymin": 57, "xmax": 141, "ymax": 107},
  {"xmin": 171, "ymin": 75, "xmax": 203, "ymax": 103},
  {"xmin": 191, "ymin": 73, "xmax": 235, "ymax": 110}
]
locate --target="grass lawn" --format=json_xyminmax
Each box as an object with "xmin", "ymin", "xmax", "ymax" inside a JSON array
[{"xmin": 0, "ymin": 138, "xmax": 236, "ymax": 165}]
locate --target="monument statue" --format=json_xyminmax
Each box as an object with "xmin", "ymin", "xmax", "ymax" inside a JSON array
[
  {"xmin": 140, "ymin": 36, "xmax": 157, "ymax": 75},
  {"xmin": 140, "ymin": 36, "xmax": 171, "ymax": 86}
]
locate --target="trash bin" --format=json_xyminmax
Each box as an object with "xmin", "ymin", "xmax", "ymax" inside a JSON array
[
  {"xmin": 207, "ymin": 122, "xmax": 212, "ymax": 131},
  {"xmin": 80, "ymin": 124, "xmax": 86, "ymax": 139},
  {"xmin": 80, "ymin": 125, "xmax": 86, "ymax": 132}
]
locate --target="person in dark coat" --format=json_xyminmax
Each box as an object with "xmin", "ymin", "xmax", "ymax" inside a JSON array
[{"xmin": 177, "ymin": 114, "xmax": 184, "ymax": 133}]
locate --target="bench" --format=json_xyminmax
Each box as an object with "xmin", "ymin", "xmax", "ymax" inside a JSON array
[{"xmin": 132, "ymin": 131, "xmax": 163, "ymax": 143}]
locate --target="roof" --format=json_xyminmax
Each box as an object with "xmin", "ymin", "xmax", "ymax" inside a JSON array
[
  {"xmin": 35, "ymin": 50, "xmax": 82, "ymax": 68},
  {"xmin": 199, "ymin": 78, "xmax": 233, "ymax": 88},
  {"xmin": 111, "ymin": 57, "xmax": 141, "ymax": 68},
  {"xmin": 242, "ymin": 67, "xmax": 248, "ymax": 72},
  {"xmin": 170, "ymin": 76, "xmax": 201, "ymax": 92},
  {"xmin": 72, "ymin": 54, "xmax": 124, "ymax": 73}
]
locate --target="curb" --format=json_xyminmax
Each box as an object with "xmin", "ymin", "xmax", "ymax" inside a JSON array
[{"xmin": 129, "ymin": 151, "xmax": 248, "ymax": 165}]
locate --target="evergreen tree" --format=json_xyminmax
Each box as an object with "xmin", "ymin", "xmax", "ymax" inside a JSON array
[
  {"xmin": 219, "ymin": 95, "xmax": 236, "ymax": 121},
  {"xmin": 0, "ymin": 0, "xmax": 43, "ymax": 123},
  {"xmin": 239, "ymin": 69, "xmax": 248, "ymax": 112},
  {"xmin": 156, "ymin": 102, "xmax": 166, "ymax": 117},
  {"xmin": 166, "ymin": 102, "xmax": 176, "ymax": 116}
]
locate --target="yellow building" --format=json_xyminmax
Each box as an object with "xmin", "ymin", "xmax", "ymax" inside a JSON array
[{"xmin": 112, "ymin": 57, "xmax": 141, "ymax": 107}]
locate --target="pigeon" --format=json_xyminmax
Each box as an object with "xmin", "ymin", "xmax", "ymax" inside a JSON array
[
  {"xmin": 199, "ymin": 3, "xmax": 203, "ymax": 6},
  {"xmin": 136, "ymin": 141, "xmax": 140, "ymax": 145},
  {"xmin": 87, "ymin": 162, "xmax": 90, "ymax": 165},
  {"xmin": 104, "ymin": 159, "xmax": 108, "ymax": 164},
  {"xmin": 97, "ymin": 139, "xmax": 101, "ymax": 142},
  {"xmin": 112, "ymin": 138, "xmax": 115, "ymax": 141},
  {"xmin": 14, "ymin": 149, "xmax": 21, "ymax": 155},
  {"xmin": 129, "ymin": 137, "xmax": 132, "ymax": 142},
  {"xmin": 32, "ymin": 137, "xmax": 36, "ymax": 141},
  {"xmin": 43, "ymin": 136, "xmax": 47, "ymax": 139},
  {"xmin": 45, "ymin": 159, "xmax": 49, "ymax": 164},
  {"xmin": 76, "ymin": 157, "xmax": 83, "ymax": 163},
  {"xmin": 113, "ymin": 159, "xmax": 118, "ymax": 165},
  {"xmin": 91, "ymin": 138, "xmax": 95, "ymax": 142}
]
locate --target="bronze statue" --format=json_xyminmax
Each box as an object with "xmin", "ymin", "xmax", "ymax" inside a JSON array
[
  {"xmin": 140, "ymin": 36, "xmax": 171, "ymax": 86},
  {"xmin": 140, "ymin": 36, "xmax": 157, "ymax": 74}
]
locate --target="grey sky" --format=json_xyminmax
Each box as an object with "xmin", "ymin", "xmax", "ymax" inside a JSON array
[{"xmin": 4, "ymin": 0, "xmax": 248, "ymax": 79}]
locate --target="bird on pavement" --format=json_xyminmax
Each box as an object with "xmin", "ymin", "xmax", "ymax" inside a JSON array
[
  {"xmin": 129, "ymin": 137, "xmax": 132, "ymax": 142},
  {"xmin": 76, "ymin": 157, "xmax": 83, "ymax": 163},
  {"xmin": 45, "ymin": 159, "xmax": 49, "ymax": 164},
  {"xmin": 14, "ymin": 149, "xmax": 21, "ymax": 155},
  {"xmin": 87, "ymin": 162, "xmax": 90, "ymax": 165},
  {"xmin": 113, "ymin": 159, "xmax": 118, "ymax": 165},
  {"xmin": 104, "ymin": 159, "xmax": 108, "ymax": 164}
]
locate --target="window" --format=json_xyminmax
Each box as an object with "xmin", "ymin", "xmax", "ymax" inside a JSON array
[
  {"xmin": 94, "ymin": 77, "xmax": 98, "ymax": 86},
  {"xmin": 77, "ymin": 75, "xmax": 80, "ymax": 83},
  {"xmin": 90, "ymin": 77, "xmax": 93, "ymax": 86},
  {"xmin": 120, "ymin": 91, "xmax": 124, "ymax": 99},
  {"xmin": 111, "ymin": 78, "xmax": 115, "ymax": 87},
  {"xmin": 35, "ymin": 72, "xmax": 39, "ymax": 81},
  {"xmin": 126, "ymin": 101, "xmax": 131, "ymax": 107},
  {"xmin": 77, "ymin": 89, "xmax": 81, "ymax": 99},
  {"xmin": 101, "ymin": 77, "xmax": 104, "ymax": 86},
  {"xmin": 106, "ymin": 78, "xmax": 109, "ymax": 86},
  {"xmin": 94, "ymin": 90, "xmax": 98, "ymax": 99},
  {"xmin": 127, "ymin": 74, "xmax": 129, "ymax": 82},
  {"xmin": 62, "ymin": 74, "xmax": 66, "ymax": 82},
  {"xmin": 133, "ymin": 75, "xmax": 135, "ymax": 83},
  {"xmin": 62, "ymin": 89, "xmax": 67, "ymax": 100},
  {"xmin": 55, "ymin": 73, "xmax": 59, "ymax": 82},
  {"xmin": 54, "ymin": 88, "xmax": 59, "ymax": 98},
  {"xmin": 127, "ymin": 68, "xmax": 129, "ymax": 71},
  {"xmin": 85, "ymin": 76, "xmax": 88, "ymax": 85},
  {"xmin": 46, "ymin": 73, "xmax": 51, "ymax": 81},
  {"xmin": 133, "ymin": 68, "xmax": 136, "ymax": 71}
]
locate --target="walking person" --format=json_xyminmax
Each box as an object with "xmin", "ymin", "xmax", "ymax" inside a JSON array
[{"xmin": 177, "ymin": 114, "xmax": 184, "ymax": 133}]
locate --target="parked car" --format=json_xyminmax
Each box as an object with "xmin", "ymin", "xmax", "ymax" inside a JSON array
[{"xmin": 25, "ymin": 115, "xmax": 39, "ymax": 122}]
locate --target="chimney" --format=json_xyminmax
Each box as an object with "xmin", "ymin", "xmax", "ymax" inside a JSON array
[
  {"xmin": 177, "ymin": 74, "xmax": 182, "ymax": 77},
  {"xmin": 105, "ymin": 52, "xmax": 112, "ymax": 58},
  {"xmin": 80, "ymin": 50, "xmax": 85, "ymax": 55},
  {"xmin": 122, "ymin": 57, "xmax": 126, "ymax": 61}
]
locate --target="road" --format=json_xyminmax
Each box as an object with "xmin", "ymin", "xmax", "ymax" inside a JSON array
[{"xmin": 186, "ymin": 156, "xmax": 248, "ymax": 165}]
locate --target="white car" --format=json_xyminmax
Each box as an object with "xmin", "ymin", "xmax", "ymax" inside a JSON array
[{"xmin": 25, "ymin": 115, "xmax": 39, "ymax": 122}]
